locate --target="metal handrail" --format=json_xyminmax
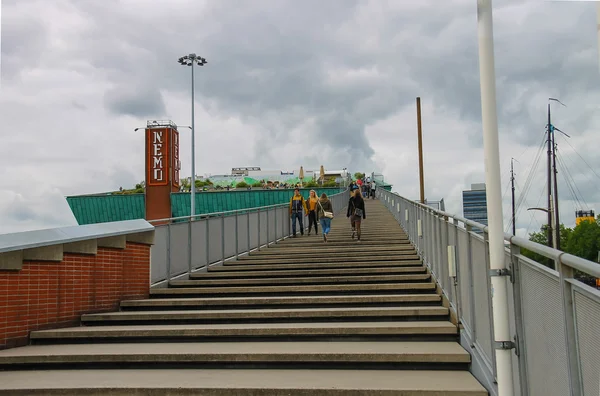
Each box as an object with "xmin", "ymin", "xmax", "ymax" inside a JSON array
[
  {"xmin": 150, "ymin": 189, "xmax": 349, "ymax": 287},
  {"xmin": 378, "ymin": 187, "xmax": 600, "ymax": 396},
  {"xmin": 389, "ymin": 190, "xmax": 600, "ymax": 278}
]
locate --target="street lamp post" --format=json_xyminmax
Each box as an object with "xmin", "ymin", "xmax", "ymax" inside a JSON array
[{"xmin": 178, "ymin": 53, "xmax": 207, "ymax": 219}]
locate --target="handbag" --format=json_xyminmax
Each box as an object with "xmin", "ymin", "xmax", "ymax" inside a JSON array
[{"xmin": 318, "ymin": 200, "xmax": 334, "ymax": 219}]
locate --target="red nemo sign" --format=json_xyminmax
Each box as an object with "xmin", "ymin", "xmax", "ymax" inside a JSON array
[
  {"xmin": 146, "ymin": 128, "xmax": 169, "ymax": 186},
  {"xmin": 172, "ymin": 130, "xmax": 180, "ymax": 188}
]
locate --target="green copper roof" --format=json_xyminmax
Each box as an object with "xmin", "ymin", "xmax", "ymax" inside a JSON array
[
  {"xmin": 66, "ymin": 194, "xmax": 145, "ymax": 225},
  {"xmin": 66, "ymin": 187, "xmax": 345, "ymax": 225},
  {"xmin": 171, "ymin": 188, "xmax": 344, "ymax": 218}
]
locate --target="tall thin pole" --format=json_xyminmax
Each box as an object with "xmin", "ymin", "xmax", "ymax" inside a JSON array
[
  {"xmin": 476, "ymin": 1, "xmax": 515, "ymax": 395},
  {"xmin": 190, "ymin": 62, "xmax": 196, "ymax": 218},
  {"xmin": 547, "ymin": 104, "xmax": 553, "ymax": 247},
  {"xmin": 416, "ymin": 97, "xmax": 425, "ymax": 204},
  {"xmin": 597, "ymin": 2, "xmax": 600, "ymax": 74},
  {"xmin": 511, "ymin": 159, "xmax": 516, "ymax": 236},
  {"xmin": 552, "ymin": 127, "xmax": 561, "ymax": 250}
]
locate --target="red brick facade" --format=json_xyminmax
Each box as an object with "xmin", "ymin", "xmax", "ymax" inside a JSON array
[{"xmin": 0, "ymin": 242, "xmax": 150, "ymax": 350}]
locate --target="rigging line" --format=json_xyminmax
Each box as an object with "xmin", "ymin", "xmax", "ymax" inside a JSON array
[
  {"xmin": 556, "ymin": 156, "xmax": 584, "ymax": 223},
  {"xmin": 558, "ymin": 142, "xmax": 598, "ymax": 197},
  {"xmin": 558, "ymin": 134, "xmax": 600, "ymax": 183},
  {"xmin": 556, "ymin": 153, "xmax": 582, "ymax": 210},
  {"xmin": 525, "ymin": 176, "xmax": 548, "ymax": 235},
  {"xmin": 516, "ymin": 131, "xmax": 546, "ymax": 201},
  {"xmin": 515, "ymin": 133, "xmax": 546, "ymax": 214},
  {"xmin": 557, "ymin": 150, "xmax": 589, "ymax": 209},
  {"xmin": 556, "ymin": 148, "xmax": 587, "ymax": 208}
]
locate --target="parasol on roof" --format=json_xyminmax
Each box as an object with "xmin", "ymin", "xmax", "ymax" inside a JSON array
[{"xmin": 299, "ymin": 166, "xmax": 304, "ymax": 187}]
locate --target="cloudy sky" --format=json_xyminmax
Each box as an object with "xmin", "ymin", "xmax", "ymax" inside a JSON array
[{"xmin": 1, "ymin": 0, "xmax": 599, "ymax": 237}]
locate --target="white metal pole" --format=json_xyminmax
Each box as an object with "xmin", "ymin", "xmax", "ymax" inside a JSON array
[
  {"xmin": 476, "ymin": 1, "xmax": 515, "ymax": 395},
  {"xmin": 190, "ymin": 60, "xmax": 196, "ymax": 219},
  {"xmin": 597, "ymin": 2, "xmax": 600, "ymax": 73}
]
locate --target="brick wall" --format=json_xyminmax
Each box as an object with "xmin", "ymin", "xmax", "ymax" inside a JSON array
[{"xmin": 0, "ymin": 242, "xmax": 150, "ymax": 350}]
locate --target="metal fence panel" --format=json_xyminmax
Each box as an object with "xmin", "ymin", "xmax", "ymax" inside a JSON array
[
  {"xmin": 259, "ymin": 210, "xmax": 268, "ymax": 246},
  {"xmin": 191, "ymin": 219, "xmax": 208, "ymax": 270},
  {"xmin": 519, "ymin": 258, "xmax": 569, "ymax": 396},
  {"xmin": 168, "ymin": 223, "xmax": 189, "ymax": 278},
  {"xmin": 456, "ymin": 227, "xmax": 473, "ymax": 333},
  {"xmin": 151, "ymin": 226, "xmax": 169, "ymax": 284},
  {"xmin": 236, "ymin": 213, "xmax": 249, "ymax": 255},
  {"xmin": 573, "ymin": 284, "xmax": 600, "ymax": 396},
  {"xmin": 223, "ymin": 216, "xmax": 236, "ymax": 259},
  {"xmin": 248, "ymin": 212, "xmax": 259, "ymax": 250},
  {"xmin": 208, "ymin": 217, "xmax": 223, "ymax": 264},
  {"xmin": 471, "ymin": 234, "xmax": 494, "ymax": 369}
]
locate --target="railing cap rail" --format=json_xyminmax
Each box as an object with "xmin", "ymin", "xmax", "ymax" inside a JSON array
[
  {"xmin": 385, "ymin": 189, "xmax": 600, "ymax": 278},
  {"xmin": 0, "ymin": 219, "xmax": 154, "ymax": 254},
  {"xmin": 149, "ymin": 189, "xmax": 349, "ymax": 225}
]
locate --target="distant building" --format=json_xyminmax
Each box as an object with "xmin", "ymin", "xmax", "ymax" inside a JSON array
[{"xmin": 462, "ymin": 183, "xmax": 488, "ymax": 233}]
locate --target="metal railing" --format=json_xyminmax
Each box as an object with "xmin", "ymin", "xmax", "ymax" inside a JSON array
[
  {"xmin": 148, "ymin": 189, "xmax": 348, "ymax": 287},
  {"xmin": 377, "ymin": 188, "xmax": 600, "ymax": 396}
]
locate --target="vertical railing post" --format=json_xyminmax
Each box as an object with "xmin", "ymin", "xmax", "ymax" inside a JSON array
[
  {"xmin": 205, "ymin": 216, "xmax": 210, "ymax": 266},
  {"xmin": 221, "ymin": 213, "xmax": 225, "ymax": 264},
  {"xmin": 257, "ymin": 208, "xmax": 261, "ymax": 250},
  {"xmin": 247, "ymin": 210, "xmax": 250, "ymax": 254},
  {"xmin": 466, "ymin": 224, "xmax": 477, "ymax": 346},
  {"xmin": 266, "ymin": 207, "xmax": 270, "ymax": 247},
  {"xmin": 235, "ymin": 211, "xmax": 239, "ymax": 260},
  {"xmin": 274, "ymin": 206, "xmax": 278, "ymax": 243},
  {"xmin": 188, "ymin": 218, "xmax": 192, "ymax": 275},
  {"xmin": 166, "ymin": 222, "xmax": 172, "ymax": 283},
  {"xmin": 558, "ymin": 260, "xmax": 583, "ymax": 395},
  {"xmin": 509, "ymin": 243, "xmax": 529, "ymax": 394},
  {"xmin": 451, "ymin": 218, "xmax": 461, "ymax": 322}
]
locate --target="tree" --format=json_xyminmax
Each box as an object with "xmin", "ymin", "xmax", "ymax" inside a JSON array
[
  {"xmin": 566, "ymin": 219, "xmax": 600, "ymax": 262},
  {"xmin": 304, "ymin": 180, "xmax": 318, "ymax": 188},
  {"xmin": 323, "ymin": 180, "xmax": 337, "ymax": 187},
  {"xmin": 252, "ymin": 182, "xmax": 263, "ymax": 188},
  {"xmin": 354, "ymin": 172, "xmax": 365, "ymax": 180},
  {"xmin": 235, "ymin": 181, "xmax": 249, "ymax": 188},
  {"xmin": 521, "ymin": 224, "xmax": 573, "ymax": 268}
]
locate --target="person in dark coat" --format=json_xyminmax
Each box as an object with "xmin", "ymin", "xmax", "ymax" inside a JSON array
[{"xmin": 347, "ymin": 188, "xmax": 366, "ymax": 241}]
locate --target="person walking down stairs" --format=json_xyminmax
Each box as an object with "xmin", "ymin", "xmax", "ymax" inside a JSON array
[
  {"xmin": 347, "ymin": 188, "xmax": 366, "ymax": 242},
  {"xmin": 317, "ymin": 193, "xmax": 334, "ymax": 242},
  {"xmin": 289, "ymin": 188, "xmax": 308, "ymax": 237},
  {"xmin": 307, "ymin": 190, "xmax": 319, "ymax": 236}
]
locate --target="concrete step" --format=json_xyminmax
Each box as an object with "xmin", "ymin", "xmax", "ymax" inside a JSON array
[
  {"xmin": 0, "ymin": 341, "xmax": 470, "ymax": 369},
  {"xmin": 210, "ymin": 260, "xmax": 423, "ymax": 272},
  {"xmin": 226, "ymin": 254, "xmax": 420, "ymax": 265},
  {"xmin": 0, "ymin": 369, "xmax": 488, "ymax": 395},
  {"xmin": 30, "ymin": 321, "xmax": 459, "ymax": 344},
  {"xmin": 245, "ymin": 247, "xmax": 416, "ymax": 257},
  {"xmin": 193, "ymin": 266, "xmax": 426, "ymax": 279},
  {"xmin": 81, "ymin": 306, "xmax": 449, "ymax": 325},
  {"xmin": 261, "ymin": 244, "xmax": 411, "ymax": 252},
  {"xmin": 171, "ymin": 273, "xmax": 431, "ymax": 287},
  {"xmin": 121, "ymin": 294, "xmax": 442, "ymax": 311},
  {"xmin": 149, "ymin": 282, "xmax": 436, "ymax": 298},
  {"xmin": 270, "ymin": 239, "xmax": 411, "ymax": 247},
  {"xmin": 279, "ymin": 236, "xmax": 409, "ymax": 244}
]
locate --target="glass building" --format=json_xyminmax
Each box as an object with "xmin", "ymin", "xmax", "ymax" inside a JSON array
[{"xmin": 462, "ymin": 183, "xmax": 488, "ymax": 233}]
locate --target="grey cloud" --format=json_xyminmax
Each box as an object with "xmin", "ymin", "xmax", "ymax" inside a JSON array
[
  {"xmin": 104, "ymin": 85, "xmax": 167, "ymax": 117},
  {"xmin": 1, "ymin": 2, "xmax": 49, "ymax": 80}
]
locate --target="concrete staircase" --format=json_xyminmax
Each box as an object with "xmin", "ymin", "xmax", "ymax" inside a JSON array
[{"xmin": 0, "ymin": 200, "xmax": 488, "ymax": 395}]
